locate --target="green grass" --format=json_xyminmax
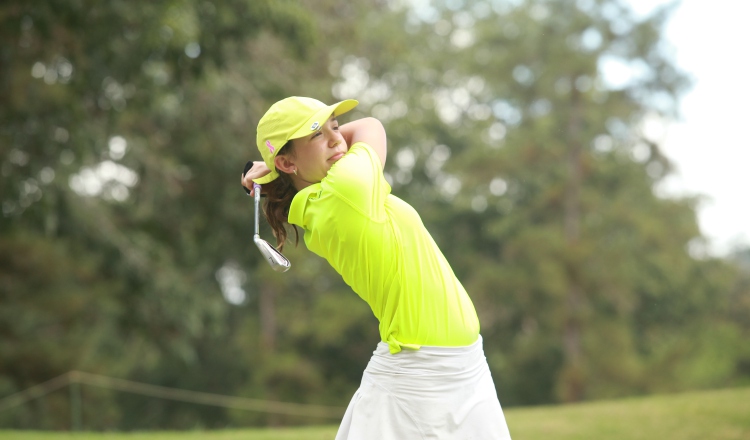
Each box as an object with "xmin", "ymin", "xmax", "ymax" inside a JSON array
[
  {"xmin": 2, "ymin": 387, "xmax": 748, "ymax": 439},
  {"xmin": 505, "ymin": 387, "xmax": 750, "ymax": 440}
]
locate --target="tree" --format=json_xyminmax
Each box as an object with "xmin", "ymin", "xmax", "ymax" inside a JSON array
[{"xmin": 0, "ymin": 0, "xmax": 334, "ymax": 429}]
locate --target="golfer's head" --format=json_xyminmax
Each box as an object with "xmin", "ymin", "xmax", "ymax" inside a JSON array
[{"xmin": 254, "ymin": 97, "xmax": 357, "ymax": 184}]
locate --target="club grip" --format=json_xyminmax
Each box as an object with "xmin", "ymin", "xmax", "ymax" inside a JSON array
[{"xmin": 242, "ymin": 161, "xmax": 253, "ymax": 195}]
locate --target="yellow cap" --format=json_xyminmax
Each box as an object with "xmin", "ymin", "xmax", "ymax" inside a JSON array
[{"xmin": 254, "ymin": 97, "xmax": 358, "ymax": 184}]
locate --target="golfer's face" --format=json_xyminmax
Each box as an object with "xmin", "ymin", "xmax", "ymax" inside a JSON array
[{"xmin": 291, "ymin": 117, "xmax": 347, "ymax": 183}]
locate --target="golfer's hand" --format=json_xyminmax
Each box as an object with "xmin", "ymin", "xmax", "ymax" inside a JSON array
[{"xmin": 241, "ymin": 161, "xmax": 271, "ymax": 197}]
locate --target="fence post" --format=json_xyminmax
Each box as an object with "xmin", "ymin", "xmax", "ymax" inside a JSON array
[{"xmin": 69, "ymin": 372, "xmax": 82, "ymax": 431}]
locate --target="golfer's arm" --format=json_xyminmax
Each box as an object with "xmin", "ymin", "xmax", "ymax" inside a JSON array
[{"xmin": 340, "ymin": 117, "xmax": 387, "ymax": 168}]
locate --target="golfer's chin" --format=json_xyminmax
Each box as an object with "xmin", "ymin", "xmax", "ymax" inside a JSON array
[{"xmin": 306, "ymin": 169, "xmax": 330, "ymax": 184}]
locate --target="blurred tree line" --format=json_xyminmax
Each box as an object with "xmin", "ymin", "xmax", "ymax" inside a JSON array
[{"xmin": 1, "ymin": 0, "xmax": 749, "ymax": 430}]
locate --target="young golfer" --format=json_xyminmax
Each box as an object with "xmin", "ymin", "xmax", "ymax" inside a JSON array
[{"xmin": 241, "ymin": 96, "xmax": 512, "ymax": 439}]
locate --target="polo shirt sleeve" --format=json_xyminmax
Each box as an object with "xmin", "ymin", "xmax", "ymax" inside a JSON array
[{"xmin": 322, "ymin": 142, "xmax": 390, "ymax": 220}]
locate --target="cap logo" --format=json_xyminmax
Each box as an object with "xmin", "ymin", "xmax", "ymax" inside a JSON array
[
  {"xmin": 310, "ymin": 121, "xmax": 320, "ymax": 131},
  {"xmin": 265, "ymin": 140, "xmax": 275, "ymax": 153}
]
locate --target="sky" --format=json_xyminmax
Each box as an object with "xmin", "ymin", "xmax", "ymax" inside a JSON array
[{"xmin": 627, "ymin": 0, "xmax": 750, "ymax": 256}]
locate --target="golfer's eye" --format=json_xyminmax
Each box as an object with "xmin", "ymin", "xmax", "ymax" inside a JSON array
[{"xmin": 312, "ymin": 131, "xmax": 322, "ymax": 139}]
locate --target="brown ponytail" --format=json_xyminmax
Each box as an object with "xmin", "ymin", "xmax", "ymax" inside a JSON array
[{"xmin": 263, "ymin": 141, "xmax": 299, "ymax": 251}]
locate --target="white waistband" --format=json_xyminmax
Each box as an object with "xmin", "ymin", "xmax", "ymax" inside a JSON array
[{"xmin": 375, "ymin": 334, "xmax": 483, "ymax": 356}]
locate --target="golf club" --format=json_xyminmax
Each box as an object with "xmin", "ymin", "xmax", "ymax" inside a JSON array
[{"xmin": 251, "ymin": 183, "xmax": 291, "ymax": 272}]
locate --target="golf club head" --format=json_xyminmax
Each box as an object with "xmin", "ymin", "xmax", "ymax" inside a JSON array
[{"xmin": 254, "ymin": 235, "xmax": 291, "ymax": 272}]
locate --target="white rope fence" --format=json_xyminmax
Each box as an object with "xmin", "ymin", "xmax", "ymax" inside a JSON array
[{"xmin": 0, "ymin": 371, "xmax": 345, "ymax": 420}]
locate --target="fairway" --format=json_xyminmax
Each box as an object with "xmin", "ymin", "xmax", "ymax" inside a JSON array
[
  {"xmin": 505, "ymin": 386, "xmax": 750, "ymax": 440},
  {"xmin": 2, "ymin": 387, "xmax": 748, "ymax": 439}
]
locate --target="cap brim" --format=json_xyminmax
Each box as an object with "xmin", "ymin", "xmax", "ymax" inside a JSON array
[
  {"xmin": 332, "ymin": 99, "xmax": 358, "ymax": 117},
  {"xmin": 289, "ymin": 99, "xmax": 358, "ymax": 140}
]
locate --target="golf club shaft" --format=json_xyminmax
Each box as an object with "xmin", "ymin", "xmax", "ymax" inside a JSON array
[{"xmin": 254, "ymin": 183, "xmax": 261, "ymax": 236}]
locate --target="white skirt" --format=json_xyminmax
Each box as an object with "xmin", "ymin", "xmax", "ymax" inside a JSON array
[{"xmin": 335, "ymin": 335, "xmax": 512, "ymax": 440}]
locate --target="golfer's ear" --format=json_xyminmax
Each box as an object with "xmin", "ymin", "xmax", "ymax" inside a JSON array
[{"xmin": 274, "ymin": 155, "xmax": 295, "ymax": 174}]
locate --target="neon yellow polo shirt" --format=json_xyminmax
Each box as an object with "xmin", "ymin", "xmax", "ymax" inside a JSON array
[{"xmin": 288, "ymin": 142, "xmax": 479, "ymax": 353}]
